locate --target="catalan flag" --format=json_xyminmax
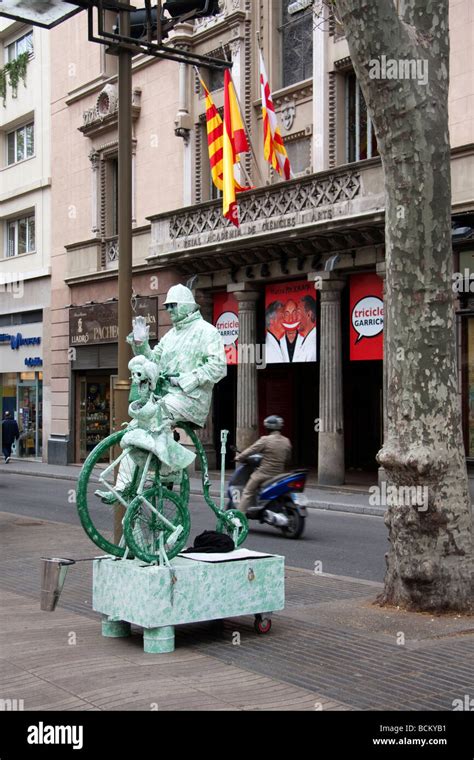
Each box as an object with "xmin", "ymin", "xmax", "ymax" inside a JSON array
[
  {"xmin": 200, "ymin": 74, "xmax": 246, "ymax": 194},
  {"xmin": 259, "ymin": 49, "xmax": 292, "ymax": 180}
]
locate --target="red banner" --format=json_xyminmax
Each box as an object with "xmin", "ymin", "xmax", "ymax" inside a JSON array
[
  {"xmin": 265, "ymin": 280, "xmax": 317, "ymax": 363},
  {"xmin": 213, "ymin": 292, "xmax": 239, "ymax": 365},
  {"xmin": 350, "ymin": 273, "xmax": 384, "ymax": 361}
]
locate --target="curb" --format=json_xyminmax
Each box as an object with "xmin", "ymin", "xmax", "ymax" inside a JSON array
[
  {"xmin": 1, "ymin": 466, "xmax": 384, "ymax": 517},
  {"xmin": 306, "ymin": 500, "xmax": 385, "ymax": 517}
]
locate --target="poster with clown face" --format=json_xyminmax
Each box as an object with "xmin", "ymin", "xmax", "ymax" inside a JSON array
[{"xmin": 265, "ymin": 281, "xmax": 317, "ymax": 363}]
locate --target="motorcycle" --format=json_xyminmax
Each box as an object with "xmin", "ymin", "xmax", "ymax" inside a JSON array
[{"xmin": 227, "ymin": 451, "xmax": 308, "ymax": 538}]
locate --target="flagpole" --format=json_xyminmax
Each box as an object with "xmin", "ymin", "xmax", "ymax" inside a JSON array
[{"xmin": 228, "ymin": 77, "xmax": 266, "ymax": 188}]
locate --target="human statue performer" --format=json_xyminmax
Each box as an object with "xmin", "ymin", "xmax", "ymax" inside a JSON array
[{"xmin": 96, "ymin": 284, "xmax": 227, "ymax": 502}]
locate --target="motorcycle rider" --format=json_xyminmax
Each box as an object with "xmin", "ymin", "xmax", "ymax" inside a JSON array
[{"xmin": 235, "ymin": 415, "xmax": 292, "ymax": 515}]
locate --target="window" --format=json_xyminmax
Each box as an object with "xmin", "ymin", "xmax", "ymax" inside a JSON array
[
  {"xmin": 285, "ymin": 136, "xmax": 311, "ymax": 174},
  {"xmin": 199, "ymin": 46, "xmax": 229, "ymax": 93},
  {"xmin": 0, "ymin": 310, "xmax": 42, "ymax": 326},
  {"xmin": 106, "ymin": 157, "xmax": 119, "ymax": 237},
  {"xmin": 7, "ymin": 123, "xmax": 34, "ymax": 165},
  {"xmin": 281, "ymin": 0, "xmax": 313, "ymax": 88},
  {"xmin": 7, "ymin": 31, "xmax": 33, "ymax": 62},
  {"xmin": 6, "ymin": 215, "xmax": 35, "ymax": 257},
  {"xmin": 200, "ymin": 122, "xmax": 222, "ymax": 202},
  {"xmin": 346, "ymin": 72, "xmax": 379, "ymax": 162}
]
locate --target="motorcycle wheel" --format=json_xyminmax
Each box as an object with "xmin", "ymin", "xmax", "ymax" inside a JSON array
[{"xmin": 280, "ymin": 498, "xmax": 305, "ymax": 539}]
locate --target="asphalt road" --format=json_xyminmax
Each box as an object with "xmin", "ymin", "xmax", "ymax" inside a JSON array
[{"xmin": 0, "ymin": 472, "xmax": 388, "ymax": 581}]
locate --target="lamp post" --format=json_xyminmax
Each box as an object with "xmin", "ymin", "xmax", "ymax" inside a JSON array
[{"xmin": 114, "ymin": 7, "xmax": 133, "ymax": 540}]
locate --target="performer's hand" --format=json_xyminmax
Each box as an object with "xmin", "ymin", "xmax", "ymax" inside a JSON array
[
  {"xmin": 132, "ymin": 315, "xmax": 149, "ymax": 345},
  {"xmin": 169, "ymin": 376, "xmax": 180, "ymax": 387}
]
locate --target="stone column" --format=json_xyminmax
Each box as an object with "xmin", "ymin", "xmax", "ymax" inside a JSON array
[
  {"xmin": 195, "ymin": 290, "xmax": 217, "ymax": 469},
  {"xmin": 376, "ymin": 261, "xmax": 387, "ymax": 485},
  {"xmin": 315, "ymin": 274, "xmax": 346, "ymax": 485},
  {"xmin": 232, "ymin": 289, "xmax": 260, "ymax": 452}
]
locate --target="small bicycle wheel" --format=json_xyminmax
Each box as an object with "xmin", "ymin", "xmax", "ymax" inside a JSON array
[
  {"xmin": 123, "ymin": 486, "xmax": 191, "ymax": 563},
  {"xmin": 217, "ymin": 509, "xmax": 249, "ymax": 547}
]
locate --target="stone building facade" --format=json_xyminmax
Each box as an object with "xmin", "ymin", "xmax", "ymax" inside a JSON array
[
  {"xmin": 47, "ymin": 0, "xmax": 474, "ymax": 484},
  {"xmin": 0, "ymin": 17, "xmax": 51, "ymax": 459}
]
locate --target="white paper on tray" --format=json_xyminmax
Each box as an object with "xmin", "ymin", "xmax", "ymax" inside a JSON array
[{"xmin": 178, "ymin": 548, "xmax": 275, "ymax": 563}]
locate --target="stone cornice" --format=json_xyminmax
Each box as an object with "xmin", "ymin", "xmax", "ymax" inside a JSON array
[
  {"xmin": 64, "ymin": 225, "xmax": 150, "ymax": 253},
  {"xmin": 253, "ymin": 78, "xmax": 313, "ymax": 111},
  {"xmin": 191, "ymin": 8, "xmax": 247, "ymax": 45}
]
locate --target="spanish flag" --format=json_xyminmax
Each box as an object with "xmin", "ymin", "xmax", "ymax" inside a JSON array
[
  {"xmin": 259, "ymin": 49, "xmax": 292, "ymax": 180},
  {"xmin": 223, "ymin": 69, "xmax": 251, "ymax": 227}
]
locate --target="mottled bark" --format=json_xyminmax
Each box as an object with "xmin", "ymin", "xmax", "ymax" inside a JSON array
[{"xmin": 334, "ymin": 0, "xmax": 473, "ymax": 611}]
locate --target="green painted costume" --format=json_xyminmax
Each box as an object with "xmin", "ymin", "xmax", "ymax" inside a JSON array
[{"xmin": 97, "ymin": 286, "xmax": 227, "ymax": 498}]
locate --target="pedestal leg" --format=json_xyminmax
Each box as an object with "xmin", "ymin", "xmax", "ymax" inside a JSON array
[
  {"xmin": 143, "ymin": 625, "xmax": 175, "ymax": 654},
  {"xmin": 101, "ymin": 617, "xmax": 131, "ymax": 638}
]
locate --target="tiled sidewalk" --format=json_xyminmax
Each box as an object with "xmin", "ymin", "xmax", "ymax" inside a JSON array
[{"xmin": 0, "ymin": 511, "xmax": 472, "ymax": 711}]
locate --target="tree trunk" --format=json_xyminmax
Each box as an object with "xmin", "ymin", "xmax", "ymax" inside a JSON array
[{"xmin": 334, "ymin": 0, "xmax": 473, "ymax": 611}]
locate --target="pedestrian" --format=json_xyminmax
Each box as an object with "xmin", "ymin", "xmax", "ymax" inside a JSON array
[{"xmin": 2, "ymin": 411, "xmax": 20, "ymax": 463}]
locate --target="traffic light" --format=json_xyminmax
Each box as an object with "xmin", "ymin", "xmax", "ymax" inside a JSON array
[
  {"xmin": 114, "ymin": 1, "xmax": 220, "ymax": 41},
  {"xmin": 125, "ymin": 7, "xmax": 159, "ymax": 40},
  {"xmin": 163, "ymin": 0, "xmax": 221, "ymax": 18}
]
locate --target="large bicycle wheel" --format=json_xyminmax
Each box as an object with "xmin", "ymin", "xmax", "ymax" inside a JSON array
[
  {"xmin": 76, "ymin": 431, "xmax": 133, "ymax": 556},
  {"xmin": 76, "ymin": 431, "xmax": 192, "ymax": 556},
  {"xmin": 123, "ymin": 486, "xmax": 191, "ymax": 563}
]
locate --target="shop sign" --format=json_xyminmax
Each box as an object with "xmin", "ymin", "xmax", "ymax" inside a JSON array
[
  {"xmin": 213, "ymin": 293, "xmax": 239, "ymax": 365},
  {"xmin": 24, "ymin": 357, "xmax": 43, "ymax": 367},
  {"xmin": 69, "ymin": 298, "xmax": 158, "ymax": 346},
  {"xmin": 0, "ymin": 332, "xmax": 41, "ymax": 350},
  {"xmin": 350, "ymin": 273, "xmax": 384, "ymax": 360},
  {"xmin": 265, "ymin": 280, "xmax": 317, "ymax": 363}
]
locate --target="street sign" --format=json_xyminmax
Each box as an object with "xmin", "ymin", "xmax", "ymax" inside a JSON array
[
  {"xmin": 0, "ymin": 0, "xmax": 83, "ymax": 29},
  {"xmin": 0, "ymin": 0, "xmax": 133, "ymax": 29}
]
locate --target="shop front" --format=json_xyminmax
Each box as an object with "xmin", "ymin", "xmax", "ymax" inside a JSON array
[
  {"xmin": 69, "ymin": 297, "xmax": 158, "ymax": 462},
  {"xmin": 0, "ymin": 323, "xmax": 44, "ymax": 459}
]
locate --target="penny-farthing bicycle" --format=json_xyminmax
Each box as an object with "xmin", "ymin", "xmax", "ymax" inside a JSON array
[{"xmin": 76, "ymin": 382, "xmax": 248, "ymax": 565}]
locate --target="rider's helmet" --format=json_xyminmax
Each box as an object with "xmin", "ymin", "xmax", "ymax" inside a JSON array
[{"xmin": 264, "ymin": 415, "xmax": 284, "ymax": 431}]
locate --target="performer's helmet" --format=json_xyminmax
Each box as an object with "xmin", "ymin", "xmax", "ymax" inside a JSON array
[
  {"xmin": 164, "ymin": 284, "xmax": 196, "ymax": 306},
  {"xmin": 264, "ymin": 415, "xmax": 284, "ymax": 430}
]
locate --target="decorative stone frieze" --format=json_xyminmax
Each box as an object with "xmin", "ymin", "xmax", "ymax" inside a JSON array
[{"xmin": 168, "ymin": 171, "xmax": 361, "ymax": 240}]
